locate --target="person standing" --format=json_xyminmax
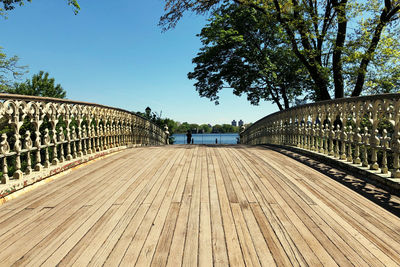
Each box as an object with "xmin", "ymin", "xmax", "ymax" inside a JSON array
[{"xmin": 186, "ymin": 130, "xmax": 192, "ymax": 144}]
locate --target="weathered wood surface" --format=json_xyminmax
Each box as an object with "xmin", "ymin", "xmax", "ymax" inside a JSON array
[{"xmin": 0, "ymin": 145, "xmax": 400, "ymax": 266}]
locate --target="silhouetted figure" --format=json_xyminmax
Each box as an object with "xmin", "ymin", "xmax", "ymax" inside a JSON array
[
  {"xmin": 215, "ymin": 138, "xmax": 218, "ymax": 144},
  {"xmin": 191, "ymin": 138, "xmax": 194, "ymax": 144},
  {"xmin": 186, "ymin": 130, "xmax": 192, "ymax": 144}
]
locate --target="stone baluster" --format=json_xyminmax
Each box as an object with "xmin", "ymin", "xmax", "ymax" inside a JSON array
[
  {"xmin": 347, "ymin": 126, "xmax": 353, "ymax": 162},
  {"xmin": 113, "ymin": 124, "xmax": 116, "ymax": 147},
  {"xmin": 317, "ymin": 124, "xmax": 323, "ymax": 153},
  {"xmin": 369, "ymin": 129, "xmax": 380, "ymax": 170},
  {"xmin": 380, "ymin": 129, "xmax": 390, "ymax": 174},
  {"xmin": 24, "ymin": 131, "xmax": 33, "ymax": 174},
  {"xmin": 309, "ymin": 124, "xmax": 314, "ymax": 150},
  {"xmin": 340, "ymin": 125, "xmax": 347, "ymax": 160},
  {"xmin": 43, "ymin": 128, "xmax": 51, "ymax": 168},
  {"xmin": 329, "ymin": 124, "xmax": 335, "ymax": 156},
  {"xmin": 391, "ymin": 129, "xmax": 400, "ymax": 177},
  {"xmin": 10, "ymin": 105, "xmax": 24, "ymax": 179},
  {"xmin": 13, "ymin": 129, "xmax": 23, "ymax": 180},
  {"xmin": 51, "ymin": 123, "xmax": 59, "ymax": 166},
  {"xmin": 353, "ymin": 127, "xmax": 362, "ymax": 164},
  {"xmin": 362, "ymin": 127, "xmax": 370, "ymax": 167},
  {"xmin": 77, "ymin": 121, "xmax": 83, "ymax": 158},
  {"xmin": 72, "ymin": 126, "xmax": 77, "ymax": 159},
  {"xmin": 33, "ymin": 112, "xmax": 43, "ymax": 171},
  {"xmin": 334, "ymin": 125, "xmax": 340, "ymax": 158},
  {"xmin": 93, "ymin": 124, "xmax": 99, "ymax": 152},
  {"xmin": 66, "ymin": 123, "xmax": 72, "ymax": 161},
  {"xmin": 99, "ymin": 124, "xmax": 104, "ymax": 150},
  {"xmin": 82, "ymin": 125, "xmax": 87, "ymax": 155},
  {"xmin": 324, "ymin": 124, "xmax": 329, "ymax": 155},
  {"xmin": 58, "ymin": 127, "xmax": 65, "ymax": 162},
  {"xmin": 305, "ymin": 123, "xmax": 310, "ymax": 150},
  {"xmin": 87, "ymin": 124, "xmax": 92, "ymax": 154},
  {"xmin": 1, "ymin": 134, "xmax": 10, "ymax": 184},
  {"xmin": 105, "ymin": 124, "xmax": 110, "ymax": 149}
]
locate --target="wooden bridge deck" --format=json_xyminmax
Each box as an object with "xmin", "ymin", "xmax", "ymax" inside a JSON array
[{"xmin": 0, "ymin": 145, "xmax": 400, "ymax": 266}]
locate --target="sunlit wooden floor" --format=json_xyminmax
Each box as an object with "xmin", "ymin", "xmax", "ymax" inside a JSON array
[{"xmin": 0, "ymin": 145, "xmax": 400, "ymax": 266}]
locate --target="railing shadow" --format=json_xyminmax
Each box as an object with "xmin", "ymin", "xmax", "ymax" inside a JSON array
[{"xmin": 261, "ymin": 145, "xmax": 400, "ymax": 218}]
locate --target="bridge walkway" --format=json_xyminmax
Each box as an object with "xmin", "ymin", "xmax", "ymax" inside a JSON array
[{"xmin": 0, "ymin": 145, "xmax": 399, "ymax": 266}]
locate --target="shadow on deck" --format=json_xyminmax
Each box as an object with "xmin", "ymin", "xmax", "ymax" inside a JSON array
[{"xmin": 0, "ymin": 145, "xmax": 399, "ymax": 266}]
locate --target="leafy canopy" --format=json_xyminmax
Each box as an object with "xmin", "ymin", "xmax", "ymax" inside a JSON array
[
  {"xmin": 160, "ymin": 0, "xmax": 400, "ymax": 101},
  {"xmin": 0, "ymin": 47, "xmax": 27, "ymax": 92},
  {"xmin": 188, "ymin": 4, "xmax": 314, "ymax": 110},
  {"xmin": 0, "ymin": 0, "xmax": 80, "ymax": 16},
  {"xmin": 6, "ymin": 71, "xmax": 67, "ymax": 99}
]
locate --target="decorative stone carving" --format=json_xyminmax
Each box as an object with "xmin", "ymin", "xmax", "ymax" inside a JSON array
[
  {"xmin": 0, "ymin": 94, "xmax": 167, "ymax": 184},
  {"xmin": 241, "ymin": 94, "xmax": 400, "ymax": 178}
]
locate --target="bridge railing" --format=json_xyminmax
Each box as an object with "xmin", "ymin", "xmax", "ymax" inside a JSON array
[
  {"xmin": 0, "ymin": 94, "xmax": 168, "ymax": 195},
  {"xmin": 240, "ymin": 93, "xmax": 400, "ymax": 178}
]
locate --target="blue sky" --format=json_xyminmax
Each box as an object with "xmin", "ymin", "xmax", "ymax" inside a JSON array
[{"xmin": 1, "ymin": 0, "xmax": 277, "ymax": 125}]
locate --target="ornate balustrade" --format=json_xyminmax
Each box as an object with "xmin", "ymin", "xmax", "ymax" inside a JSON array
[
  {"xmin": 240, "ymin": 93, "xmax": 400, "ymax": 179},
  {"xmin": 0, "ymin": 94, "xmax": 168, "ymax": 196}
]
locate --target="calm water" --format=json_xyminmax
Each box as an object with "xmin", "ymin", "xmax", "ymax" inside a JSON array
[{"xmin": 172, "ymin": 133, "xmax": 239, "ymax": 145}]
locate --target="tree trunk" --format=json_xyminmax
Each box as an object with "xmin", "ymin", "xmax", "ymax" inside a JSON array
[
  {"xmin": 352, "ymin": 3, "xmax": 399, "ymax": 97},
  {"xmin": 332, "ymin": 0, "xmax": 347, "ymax": 99}
]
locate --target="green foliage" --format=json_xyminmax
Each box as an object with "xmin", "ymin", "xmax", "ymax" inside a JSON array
[
  {"xmin": 6, "ymin": 71, "xmax": 67, "ymax": 99},
  {"xmin": 188, "ymin": 4, "xmax": 313, "ymax": 110},
  {"xmin": 0, "ymin": 0, "xmax": 80, "ymax": 17},
  {"xmin": 0, "ymin": 47, "xmax": 27, "ymax": 91},
  {"xmin": 199, "ymin": 124, "xmax": 212, "ymax": 133},
  {"xmin": 161, "ymin": 0, "xmax": 400, "ymax": 100}
]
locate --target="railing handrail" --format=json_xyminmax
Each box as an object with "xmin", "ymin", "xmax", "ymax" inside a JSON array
[
  {"xmin": 243, "ymin": 93, "xmax": 400, "ymax": 134},
  {"xmin": 240, "ymin": 93, "xmax": 400, "ymax": 183},
  {"xmin": 0, "ymin": 93, "xmax": 155, "ymax": 126},
  {"xmin": 0, "ymin": 93, "xmax": 169, "ymax": 198}
]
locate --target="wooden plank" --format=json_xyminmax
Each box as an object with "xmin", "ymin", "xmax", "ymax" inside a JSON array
[
  {"xmin": 14, "ymin": 148, "xmax": 164, "ymax": 266},
  {"xmin": 210, "ymin": 148, "xmax": 245, "ymax": 266},
  {"xmin": 101, "ymin": 147, "xmax": 184, "ymax": 266},
  {"xmin": 66, "ymin": 148, "xmax": 186, "ymax": 266},
  {"xmin": 242, "ymin": 148, "xmax": 344, "ymax": 266},
  {"xmin": 250, "ymin": 203, "xmax": 295, "ymax": 267},
  {"xmin": 181, "ymin": 146, "xmax": 202, "ymax": 267},
  {"xmin": 224, "ymin": 147, "xmax": 257, "ymax": 203},
  {"xmin": 230, "ymin": 148, "xmax": 315, "ymax": 266},
  {"xmin": 40, "ymin": 148, "xmax": 175, "ymax": 266},
  {"xmin": 231, "ymin": 203, "xmax": 261, "ymax": 267},
  {"xmin": 0, "ymin": 153, "xmax": 144, "ymax": 266},
  {"xmin": 219, "ymin": 147, "xmax": 275, "ymax": 266},
  {"xmin": 0, "ymin": 149, "xmax": 146, "ymax": 235},
  {"xmin": 198, "ymin": 147, "xmax": 213, "ymax": 267},
  {"xmin": 117, "ymin": 147, "xmax": 188, "ymax": 266},
  {"xmin": 88, "ymin": 148, "xmax": 188, "ymax": 267},
  {"xmin": 256, "ymin": 148, "xmax": 400, "ymax": 265},
  {"xmin": 150, "ymin": 202, "xmax": 180, "ymax": 267},
  {"xmin": 205, "ymin": 147, "xmax": 229, "ymax": 267},
  {"xmin": 0, "ymin": 145, "xmax": 399, "ymax": 266},
  {"xmin": 134, "ymin": 150, "xmax": 188, "ymax": 266},
  {"xmin": 239, "ymin": 202, "xmax": 277, "ymax": 267},
  {"xmin": 165, "ymin": 148, "xmax": 197, "ymax": 267}
]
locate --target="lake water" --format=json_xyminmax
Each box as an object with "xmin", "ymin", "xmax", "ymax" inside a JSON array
[{"xmin": 172, "ymin": 133, "xmax": 239, "ymax": 145}]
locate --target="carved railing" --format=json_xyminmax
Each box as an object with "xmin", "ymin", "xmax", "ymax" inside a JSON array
[
  {"xmin": 0, "ymin": 94, "xmax": 168, "ymax": 196},
  {"xmin": 240, "ymin": 94, "xmax": 400, "ymax": 178}
]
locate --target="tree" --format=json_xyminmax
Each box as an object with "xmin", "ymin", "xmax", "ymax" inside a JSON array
[
  {"xmin": 6, "ymin": 71, "xmax": 66, "ymax": 98},
  {"xmin": 0, "ymin": 0, "xmax": 80, "ymax": 16},
  {"xmin": 199, "ymin": 124, "xmax": 212, "ymax": 133},
  {"xmin": 188, "ymin": 4, "xmax": 314, "ymax": 110},
  {"xmin": 160, "ymin": 0, "xmax": 400, "ymax": 100},
  {"xmin": 0, "ymin": 47, "xmax": 27, "ymax": 92}
]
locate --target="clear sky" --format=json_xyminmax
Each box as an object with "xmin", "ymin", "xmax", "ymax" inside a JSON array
[{"xmin": 1, "ymin": 0, "xmax": 277, "ymax": 125}]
